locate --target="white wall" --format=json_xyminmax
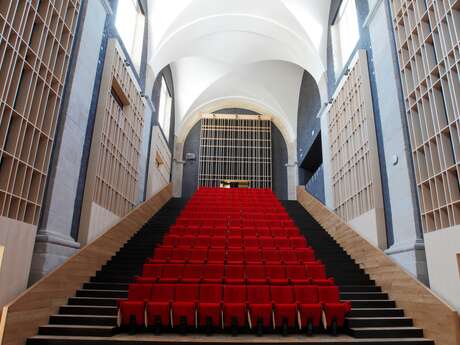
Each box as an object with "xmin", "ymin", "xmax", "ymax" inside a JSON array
[{"xmin": 425, "ymin": 225, "xmax": 460, "ymax": 313}]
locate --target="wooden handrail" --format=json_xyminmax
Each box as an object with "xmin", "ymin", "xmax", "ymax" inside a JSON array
[
  {"xmin": 0, "ymin": 184, "xmax": 172, "ymax": 345},
  {"xmin": 297, "ymin": 187, "xmax": 460, "ymax": 345}
]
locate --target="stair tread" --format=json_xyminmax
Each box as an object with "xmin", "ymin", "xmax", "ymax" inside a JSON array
[
  {"xmin": 350, "ymin": 327, "xmax": 422, "ymax": 330},
  {"xmin": 51, "ymin": 314, "xmax": 117, "ymax": 318},
  {"xmin": 40, "ymin": 324, "xmax": 116, "ymax": 329}
]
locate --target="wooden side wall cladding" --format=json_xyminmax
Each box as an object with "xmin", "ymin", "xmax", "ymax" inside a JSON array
[
  {"xmin": 79, "ymin": 38, "xmax": 145, "ymax": 242},
  {"xmin": 297, "ymin": 187, "xmax": 460, "ymax": 345},
  {"xmin": 0, "ymin": 0, "xmax": 81, "ymax": 224},
  {"xmin": 390, "ymin": 0, "xmax": 460, "ymax": 232},
  {"xmin": 0, "ymin": 184, "xmax": 172, "ymax": 345},
  {"xmin": 328, "ymin": 50, "xmax": 384, "ymax": 224}
]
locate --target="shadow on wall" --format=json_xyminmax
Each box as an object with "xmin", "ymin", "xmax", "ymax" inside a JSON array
[{"xmin": 181, "ymin": 109, "xmax": 288, "ymax": 200}]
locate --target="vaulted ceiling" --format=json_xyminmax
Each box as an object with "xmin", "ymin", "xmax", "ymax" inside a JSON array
[{"xmin": 148, "ymin": 0, "xmax": 331, "ymax": 143}]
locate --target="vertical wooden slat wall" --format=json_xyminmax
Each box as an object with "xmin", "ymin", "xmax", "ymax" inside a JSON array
[
  {"xmin": 0, "ymin": 0, "xmax": 80, "ymax": 225},
  {"xmin": 328, "ymin": 50, "xmax": 384, "ymax": 222},
  {"xmin": 79, "ymin": 38, "xmax": 145, "ymax": 240},
  {"xmin": 390, "ymin": 0, "xmax": 460, "ymax": 233},
  {"xmin": 198, "ymin": 114, "xmax": 272, "ymax": 189}
]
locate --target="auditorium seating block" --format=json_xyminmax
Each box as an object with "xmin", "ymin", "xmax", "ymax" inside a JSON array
[{"xmin": 118, "ymin": 187, "xmax": 350, "ymax": 335}]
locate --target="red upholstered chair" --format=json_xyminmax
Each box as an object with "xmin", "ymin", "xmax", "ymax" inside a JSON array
[
  {"xmin": 280, "ymin": 249, "xmax": 299, "ymax": 264},
  {"xmin": 151, "ymin": 247, "xmax": 172, "ymax": 264},
  {"xmin": 227, "ymin": 249, "xmax": 244, "ymax": 265},
  {"xmin": 198, "ymin": 284, "xmax": 223, "ymax": 329},
  {"xmin": 208, "ymin": 248, "xmax": 225, "ymax": 263},
  {"xmin": 177, "ymin": 235, "xmax": 196, "ymax": 248},
  {"xmin": 260, "ymin": 236, "xmax": 275, "ymax": 249},
  {"xmin": 286, "ymin": 265, "xmax": 311, "ymax": 285},
  {"xmin": 195, "ymin": 236, "xmax": 210, "ymax": 248},
  {"xmin": 159, "ymin": 264, "xmax": 184, "ymax": 283},
  {"xmin": 202, "ymin": 264, "xmax": 224, "ymax": 284},
  {"xmin": 294, "ymin": 285, "xmax": 322, "ymax": 334},
  {"xmin": 223, "ymin": 285, "xmax": 247, "ymax": 329},
  {"xmin": 138, "ymin": 264, "xmax": 162, "ymax": 284},
  {"xmin": 118, "ymin": 284, "xmax": 151, "ymax": 330},
  {"xmin": 286, "ymin": 227, "xmax": 300, "ymax": 237},
  {"xmin": 306, "ymin": 264, "xmax": 335, "ymax": 286},
  {"xmin": 247, "ymin": 285, "xmax": 272, "ymax": 332},
  {"xmin": 182, "ymin": 264, "xmax": 204, "ymax": 284},
  {"xmin": 189, "ymin": 248, "xmax": 208, "ymax": 264},
  {"xmin": 245, "ymin": 248, "xmax": 263, "ymax": 264},
  {"xmin": 290, "ymin": 236, "xmax": 307, "ymax": 248},
  {"xmin": 257, "ymin": 227, "xmax": 271, "ymax": 237},
  {"xmin": 263, "ymin": 249, "xmax": 281, "ymax": 264},
  {"xmin": 172, "ymin": 284, "xmax": 199, "ymax": 329},
  {"xmin": 271, "ymin": 286, "xmax": 297, "ymax": 331},
  {"xmin": 246, "ymin": 265, "xmax": 267, "ymax": 285},
  {"xmin": 169, "ymin": 225, "xmax": 186, "ymax": 235},
  {"xmin": 271, "ymin": 227, "xmax": 287, "ymax": 237},
  {"xmin": 318, "ymin": 286, "xmax": 351, "ymax": 333},
  {"xmin": 210, "ymin": 236, "xmax": 226, "ymax": 248},
  {"xmin": 227, "ymin": 236, "xmax": 243, "ymax": 248},
  {"xmin": 266, "ymin": 265, "xmax": 289, "ymax": 285},
  {"xmin": 274, "ymin": 237, "xmax": 291, "ymax": 249},
  {"xmin": 146, "ymin": 284, "xmax": 175, "ymax": 330},
  {"xmin": 225, "ymin": 265, "xmax": 245, "ymax": 285},
  {"xmin": 170, "ymin": 248, "xmax": 190, "ymax": 264},
  {"xmin": 163, "ymin": 235, "xmax": 178, "ymax": 247},
  {"xmin": 243, "ymin": 236, "xmax": 259, "ymax": 248},
  {"xmin": 295, "ymin": 248, "xmax": 315, "ymax": 263},
  {"xmin": 214, "ymin": 226, "xmax": 227, "ymax": 237}
]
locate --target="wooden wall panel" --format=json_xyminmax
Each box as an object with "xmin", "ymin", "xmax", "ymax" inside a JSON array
[
  {"xmin": 328, "ymin": 50, "xmax": 384, "ymax": 225},
  {"xmin": 0, "ymin": 184, "xmax": 172, "ymax": 345},
  {"xmin": 390, "ymin": 0, "xmax": 460, "ymax": 233},
  {"xmin": 0, "ymin": 1, "xmax": 81, "ymax": 225},
  {"xmin": 147, "ymin": 126, "xmax": 171, "ymax": 198},
  {"xmin": 79, "ymin": 38, "xmax": 145, "ymax": 244},
  {"xmin": 297, "ymin": 187, "xmax": 460, "ymax": 345}
]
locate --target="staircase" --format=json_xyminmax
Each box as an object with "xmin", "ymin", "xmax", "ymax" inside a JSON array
[
  {"xmin": 282, "ymin": 201, "xmax": 431, "ymax": 342},
  {"xmin": 25, "ymin": 198, "xmax": 434, "ymax": 344}
]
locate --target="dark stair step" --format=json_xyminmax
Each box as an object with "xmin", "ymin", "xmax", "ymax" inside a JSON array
[
  {"xmin": 91, "ymin": 275, "xmax": 134, "ymax": 283},
  {"xmin": 350, "ymin": 300, "xmax": 396, "ymax": 308},
  {"xmin": 68, "ymin": 297, "xmax": 118, "ymax": 307},
  {"xmin": 83, "ymin": 282, "xmax": 129, "ymax": 290},
  {"xmin": 341, "ymin": 292, "xmax": 388, "ymax": 300},
  {"xmin": 350, "ymin": 327, "xmax": 424, "ymax": 338},
  {"xmin": 49, "ymin": 314, "xmax": 117, "ymax": 326},
  {"xmin": 347, "ymin": 317, "xmax": 413, "ymax": 328},
  {"xmin": 38, "ymin": 324, "xmax": 115, "ymax": 337},
  {"xmin": 340, "ymin": 285, "xmax": 381, "ymax": 292},
  {"xmin": 76, "ymin": 289, "xmax": 127, "ymax": 298},
  {"xmin": 59, "ymin": 305, "xmax": 117, "ymax": 316},
  {"xmin": 349, "ymin": 308, "xmax": 405, "ymax": 317}
]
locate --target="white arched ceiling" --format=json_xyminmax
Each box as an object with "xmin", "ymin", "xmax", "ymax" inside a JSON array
[{"xmin": 148, "ymin": 0, "xmax": 331, "ymax": 141}]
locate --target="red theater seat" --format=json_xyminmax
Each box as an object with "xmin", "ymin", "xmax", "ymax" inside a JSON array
[
  {"xmin": 151, "ymin": 248, "xmax": 171, "ymax": 264},
  {"xmin": 274, "ymin": 237, "xmax": 291, "ymax": 249},
  {"xmin": 210, "ymin": 236, "xmax": 226, "ymax": 248},
  {"xmin": 170, "ymin": 248, "xmax": 190, "ymax": 264},
  {"xmin": 195, "ymin": 236, "xmax": 210, "ymax": 248},
  {"xmin": 271, "ymin": 286, "xmax": 297, "ymax": 329},
  {"xmin": 287, "ymin": 265, "xmax": 311, "ymax": 285},
  {"xmin": 159, "ymin": 264, "xmax": 184, "ymax": 283},
  {"xmin": 246, "ymin": 265, "xmax": 267, "ymax": 285},
  {"xmin": 146, "ymin": 284, "xmax": 175, "ymax": 328},
  {"xmin": 118, "ymin": 284, "xmax": 151, "ymax": 328},
  {"xmin": 182, "ymin": 264, "xmax": 203, "ymax": 284},
  {"xmin": 208, "ymin": 249, "xmax": 225, "ymax": 263},
  {"xmin": 260, "ymin": 237, "xmax": 275, "ymax": 249},
  {"xmin": 202, "ymin": 264, "xmax": 224, "ymax": 283},
  {"xmin": 172, "ymin": 284, "xmax": 199, "ymax": 327},
  {"xmin": 296, "ymin": 248, "xmax": 315, "ymax": 263},
  {"xmin": 243, "ymin": 237, "xmax": 259, "ymax": 248},
  {"xmin": 227, "ymin": 249, "xmax": 244, "ymax": 265},
  {"xmin": 318, "ymin": 286, "xmax": 351, "ymax": 329},
  {"xmin": 266, "ymin": 265, "xmax": 288, "ymax": 285},
  {"xmin": 245, "ymin": 248, "xmax": 263, "ymax": 264},
  {"xmin": 263, "ymin": 249, "xmax": 281, "ymax": 264},
  {"xmin": 295, "ymin": 285, "xmax": 322, "ymax": 331},
  {"xmin": 247, "ymin": 285, "xmax": 272, "ymax": 330},
  {"xmin": 189, "ymin": 248, "xmax": 208, "ymax": 264},
  {"xmin": 223, "ymin": 285, "xmax": 247, "ymax": 328},
  {"xmin": 225, "ymin": 265, "xmax": 245, "ymax": 285},
  {"xmin": 198, "ymin": 284, "xmax": 222, "ymax": 328},
  {"xmin": 290, "ymin": 236, "xmax": 307, "ymax": 248},
  {"xmin": 228, "ymin": 236, "xmax": 243, "ymax": 248},
  {"xmin": 280, "ymin": 249, "xmax": 298, "ymax": 264},
  {"xmin": 307, "ymin": 264, "xmax": 335, "ymax": 285}
]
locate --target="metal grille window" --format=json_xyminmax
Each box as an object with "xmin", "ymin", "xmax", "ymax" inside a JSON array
[{"xmin": 198, "ymin": 114, "xmax": 272, "ymax": 188}]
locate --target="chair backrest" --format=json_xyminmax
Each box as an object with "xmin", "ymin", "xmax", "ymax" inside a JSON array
[
  {"xmin": 200, "ymin": 284, "xmax": 222, "ymax": 303},
  {"xmin": 128, "ymin": 284, "xmax": 152, "ymax": 301},
  {"xmin": 286, "ymin": 265, "xmax": 307, "ymax": 278},
  {"xmin": 224, "ymin": 285, "xmax": 246, "ymax": 303},
  {"xmin": 143, "ymin": 264, "xmax": 162, "ymax": 277},
  {"xmin": 172, "ymin": 248, "xmax": 190, "ymax": 259},
  {"xmin": 271, "ymin": 286, "xmax": 294, "ymax": 303},
  {"xmin": 153, "ymin": 247, "xmax": 172, "ymax": 259},
  {"xmin": 306, "ymin": 264, "xmax": 327, "ymax": 279},
  {"xmin": 204, "ymin": 264, "xmax": 224, "ymax": 278},
  {"xmin": 246, "ymin": 265, "xmax": 266, "ymax": 278},
  {"xmin": 162, "ymin": 264, "xmax": 184, "ymax": 277},
  {"xmin": 226, "ymin": 265, "xmax": 245, "ymax": 278},
  {"xmin": 175, "ymin": 284, "xmax": 199, "ymax": 302},
  {"xmin": 247, "ymin": 285, "xmax": 270, "ymax": 303},
  {"xmin": 151, "ymin": 284, "xmax": 175, "ymax": 302},
  {"xmin": 294, "ymin": 285, "xmax": 319, "ymax": 304},
  {"xmin": 318, "ymin": 286, "xmax": 340, "ymax": 303},
  {"xmin": 266, "ymin": 265, "xmax": 286, "ymax": 278},
  {"xmin": 190, "ymin": 248, "xmax": 207, "ymax": 260},
  {"xmin": 183, "ymin": 264, "xmax": 204, "ymax": 277}
]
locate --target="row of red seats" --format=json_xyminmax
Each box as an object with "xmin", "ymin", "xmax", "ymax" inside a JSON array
[
  {"xmin": 118, "ymin": 284, "xmax": 350, "ymax": 333},
  {"xmin": 149, "ymin": 247, "xmax": 316, "ymax": 264},
  {"xmin": 162, "ymin": 235, "xmax": 307, "ymax": 248},
  {"xmin": 136, "ymin": 263, "xmax": 333, "ymax": 286},
  {"xmin": 174, "ymin": 219, "xmax": 296, "ymax": 228},
  {"xmin": 168, "ymin": 226, "xmax": 300, "ymax": 237}
]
